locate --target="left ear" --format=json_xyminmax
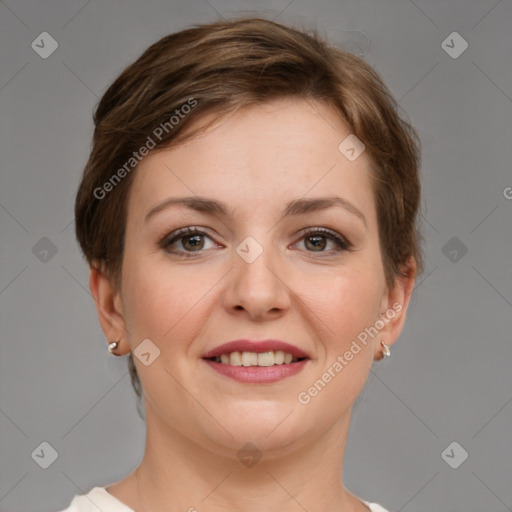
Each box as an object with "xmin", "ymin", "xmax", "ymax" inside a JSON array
[{"xmin": 374, "ymin": 257, "xmax": 417, "ymax": 360}]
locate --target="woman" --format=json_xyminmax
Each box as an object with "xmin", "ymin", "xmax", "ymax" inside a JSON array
[{"xmin": 62, "ymin": 16, "xmax": 422, "ymax": 512}]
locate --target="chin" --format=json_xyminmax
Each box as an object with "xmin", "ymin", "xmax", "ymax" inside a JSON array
[{"xmin": 202, "ymin": 405, "xmax": 311, "ymax": 452}]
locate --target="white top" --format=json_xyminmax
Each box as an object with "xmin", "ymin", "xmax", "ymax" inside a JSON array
[{"xmin": 57, "ymin": 486, "xmax": 391, "ymax": 512}]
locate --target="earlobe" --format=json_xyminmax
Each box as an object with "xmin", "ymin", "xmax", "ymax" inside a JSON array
[
  {"xmin": 374, "ymin": 258, "xmax": 417, "ymax": 359},
  {"xmin": 89, "ymin": 264, "xmax": 128, "ymax": 353}
]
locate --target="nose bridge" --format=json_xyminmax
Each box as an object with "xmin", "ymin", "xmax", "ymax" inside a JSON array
[{"xmin": 226, "ymin": 233, "xmax": 290, "ymax": 318}]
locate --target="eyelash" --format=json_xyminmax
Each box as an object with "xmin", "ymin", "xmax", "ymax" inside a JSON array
[{"xmin": 160, "ymin": 226, "xmax": 352, "ymax": 258}]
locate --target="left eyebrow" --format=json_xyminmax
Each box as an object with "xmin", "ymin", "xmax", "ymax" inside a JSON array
[
  {"xmin": 281, "ymin": 197, "xmax": 367, "ymax": 228},
  {"xmin": 145, "ymin": 195, "xmax": 367, "ymax": 229}
]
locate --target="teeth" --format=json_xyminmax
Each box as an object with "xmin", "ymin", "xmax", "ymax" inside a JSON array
[
  {"xmin": 241, "ymin": 352, "xmax": 258, "ymax": 366},
  {"xmin": 230, "ymin": 351, "xmax": 242, "ymax": 366},
  {"xmin": 257, "ymin": 351, "xmax": 274, "ymax": 367},
  {"xmin": 274, "ymin": 350, "xmax": 285, "ymax": 364},
  {"xmin": 212, "ymin": 350, "xmax": 302, "ymax": 366}
]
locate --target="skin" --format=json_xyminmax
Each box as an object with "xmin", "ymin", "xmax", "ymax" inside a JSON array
[{"xmin": 90, "ymin": 97, "xmax": 416, "ymax": 512}]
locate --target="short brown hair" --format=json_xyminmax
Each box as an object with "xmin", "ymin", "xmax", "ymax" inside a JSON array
[{"xmin": 75, "ymin": 17, "xmax": 423, "ymax": 404}]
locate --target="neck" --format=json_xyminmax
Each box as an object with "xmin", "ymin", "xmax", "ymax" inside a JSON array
[{"xmin": 121, "ymin": 404, "xmax": 368, "ymax": 512}]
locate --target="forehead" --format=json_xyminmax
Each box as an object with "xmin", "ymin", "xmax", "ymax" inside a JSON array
[{"xmin": 127, "ymin": 97, "xmax": 376, "ymax": 224}]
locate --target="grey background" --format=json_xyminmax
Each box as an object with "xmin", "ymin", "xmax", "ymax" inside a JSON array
[{"xmin": 1, "ymin": 1, "xmax": 511, "ymax": 511}]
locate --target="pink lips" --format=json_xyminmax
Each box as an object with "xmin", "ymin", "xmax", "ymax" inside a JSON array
[{"xmin": 202, "ymin": 339, "xmax": 310, "ymax": 383}]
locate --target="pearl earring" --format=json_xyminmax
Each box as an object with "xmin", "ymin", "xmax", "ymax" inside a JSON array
[{"xmin": 108, "ymin": 340, "xmax": 120, "ymax": 355}]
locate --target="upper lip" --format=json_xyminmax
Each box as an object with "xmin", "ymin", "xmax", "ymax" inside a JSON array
[{"xmin": 202, "ymin": 340, "xmax": 310, "ymax": 359}]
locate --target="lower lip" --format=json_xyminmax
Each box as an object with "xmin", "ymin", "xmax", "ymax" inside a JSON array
[{"xmin": 203, "ymin": 359, "xmax": 309, "ymax": 383}]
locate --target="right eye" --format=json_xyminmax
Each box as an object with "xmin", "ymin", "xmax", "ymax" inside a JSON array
[{"xmin": 160, "ymin": 227, "xmax": 221, "ymax": 256}]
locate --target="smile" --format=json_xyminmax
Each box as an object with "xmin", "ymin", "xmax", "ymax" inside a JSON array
[{"xmin": 203, "ymin": 352, "xmax": 309, "ymax": 383}]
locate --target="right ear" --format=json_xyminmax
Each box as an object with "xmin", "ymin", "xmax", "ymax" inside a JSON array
[{"xmin": 89, "ymin": 262, "xmax": 129, "ymax": 354}]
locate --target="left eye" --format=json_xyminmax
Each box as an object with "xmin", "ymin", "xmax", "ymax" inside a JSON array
[{"xmin": 295, "ymin": 228, "xmax": 351, "ymax": 253}]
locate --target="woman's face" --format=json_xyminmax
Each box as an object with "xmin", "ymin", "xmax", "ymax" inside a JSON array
[{"xmin": 103, "ymin": 97, "xmax": 411, "ymax": 456}]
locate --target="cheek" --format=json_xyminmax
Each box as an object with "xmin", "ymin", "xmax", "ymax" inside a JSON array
[
  {"xmin": 298, "ymin": 264, "xmax": 384, "ymax": 342},
  {"xmin": 120, "ymin": 251, "xmax": 215, "ymax": 343},
  {"xmin": 293, "ymin": 270, "xmax": 380, "ymax": 417}
]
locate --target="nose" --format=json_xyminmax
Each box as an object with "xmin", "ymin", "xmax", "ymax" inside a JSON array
[{"xmin": 222, "ymin": 240, "xmax": 291, "ymax": 321}]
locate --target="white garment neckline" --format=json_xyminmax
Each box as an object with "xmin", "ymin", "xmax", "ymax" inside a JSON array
[{"xmin": 88, "ymin": 486, "xmax": 390, "ymax": 512}]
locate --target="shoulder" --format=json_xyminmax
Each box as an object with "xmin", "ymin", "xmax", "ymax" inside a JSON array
[{"xmin": 56, "ymin": 486, "xmax": 134, "ymax": 512}]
